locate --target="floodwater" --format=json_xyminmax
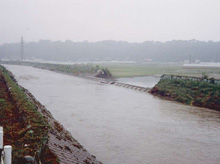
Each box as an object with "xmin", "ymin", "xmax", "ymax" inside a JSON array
[
  {"xmin": 5, "ymin": 65, "xmax": 220, "ymax": 164},
  {"xmin": 117, "ymin": 76, "xmax": 160, "ymax": 88}
]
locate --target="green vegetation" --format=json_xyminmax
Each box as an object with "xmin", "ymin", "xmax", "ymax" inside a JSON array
[
  {"xmin": 150, "ymin": 78, "xmax": 220, "ymax": 110},
  {"xmin": 36, "ymin": 63, "xmax": 97, "ymax": 74},
  {"xmin": 99, "ymin": 63, "xmax": 220, "ymax": 78},
  {"xmin": 1, "ymin": 40, "xmax": 220, "ymax": 63},
  {"xmin": 0, "ymin": 66, "xmax": 57, "ymax": 163},
  {"xmin": 104, "ymin": 63, "xmax": 181, "ymax": 77},
  {"xmin": 2, "ymin": 60, "xmax": 220, "ymax": 79},
  {"xmin": 1, "ymin": 60, "xmax": 112, "ymax": 78}
]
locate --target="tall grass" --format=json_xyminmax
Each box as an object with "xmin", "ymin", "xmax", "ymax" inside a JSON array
[{"xmin": 152, "ymin": 78, "xmax": 220, "ymax": 110}]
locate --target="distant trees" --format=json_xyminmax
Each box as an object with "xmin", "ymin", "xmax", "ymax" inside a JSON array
[{"xmin": 0, "ymin": 40, "xmax": 220, "ymax": 62}]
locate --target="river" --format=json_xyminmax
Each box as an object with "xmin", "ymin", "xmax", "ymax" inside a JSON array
[
  {"xmin": 4, "ymin": 65, "xmax": 220, "ymax": 164},
  {"xmin": 117, "ymin": 76, "xmax": 160, "ymax": 88}
]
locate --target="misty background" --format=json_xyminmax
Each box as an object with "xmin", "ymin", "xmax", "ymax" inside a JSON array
[
  {"xmin": 0, "ymin": 0, "xmax": 220, "ymax": 62},
  {"xmin": 1, "ymin": 0, "xmax": 220, "ymax": 43},
  {"xmin": 0, "ymin": 40, "xmax": 220, "ymax": 62}
]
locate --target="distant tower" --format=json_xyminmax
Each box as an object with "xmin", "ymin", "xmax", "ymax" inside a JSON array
[{"xmin": 20, "ymin": 36, "xmax": 24, "ymax": 60}]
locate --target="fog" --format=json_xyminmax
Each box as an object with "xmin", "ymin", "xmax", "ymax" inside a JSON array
[
  {"xmin": 1, "ymin": 0, "xmax": 220, "ymax": 44},
  {"xmin": 1, "ymin": 40, "xmax": 220, "ymax": 62},
  {"xmin": 1, "ymin": 1, "xmax": 220, "ymax": 163}
]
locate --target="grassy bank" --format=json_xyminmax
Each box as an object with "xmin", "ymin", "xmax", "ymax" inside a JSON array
[
  {"xmin": 2, "ymin": 61, "xmax": 220, "ymax": 79},
  {"xmin": 1, "ymin": 60, "xmax": 112, "ymax": 78},
  {"xmin": 150, "ymin": 77, "xmax": 220, "ymax": 111},
  {"xmin": 102, "ymin": 63, "xmax": 181, "ymax": 77},
  {"xmin": 0, "ymin": 66, "xmax": 58, "ymax": 163}
]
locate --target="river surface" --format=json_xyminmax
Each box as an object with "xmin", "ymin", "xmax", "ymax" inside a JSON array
[
  {"xmin": 4, "ymin": 65, "xmax": 220, "ymax": 164},
  {"xmin": 117, "ymin": 76, "xmax": 160, "ymax": 88}
]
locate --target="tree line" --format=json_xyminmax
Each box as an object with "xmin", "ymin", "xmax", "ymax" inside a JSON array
[{"xmin": 0, "ymin": 40, "xmax": 220, "ymax": 62}]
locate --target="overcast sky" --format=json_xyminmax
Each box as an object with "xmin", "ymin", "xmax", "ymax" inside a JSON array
[{"xmin": 0, "ymin": 0, "xmax": 220, "ymax": 44}]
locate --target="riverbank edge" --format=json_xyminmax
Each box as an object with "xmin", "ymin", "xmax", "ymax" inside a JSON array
[
  {"xmin": 0, "ymin": 66, "xmax": 53, "ymax": 163},
  {"xmin": 3, "ymin": 63, "xmax": 150, "ymax": 93},
  {"xmin": 150, "ymin": 75, "xmax": 220, "ymax": 111},
  {"xmin": 0, "ymin": 60, "xmax": 113, "ymax": 79},
  {"xmin": 0, "ymin": 65, "xmax": 102, "ymax": 164}
]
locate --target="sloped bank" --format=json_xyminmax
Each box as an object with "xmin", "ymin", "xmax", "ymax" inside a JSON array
[
  {"xmin": 0, "ymin": 65, "xmax": 102, "ymax": 164},
  {"xmin": 0, "ymin": 66, "xmax": 51, "ymax": 163},
  {"xmin": 1, "ymin": 60, "xmax": 113, "ymax": 79},
  {"xmin": 150, "ymin": 75, "xmax": 220, "ymax": 111}
]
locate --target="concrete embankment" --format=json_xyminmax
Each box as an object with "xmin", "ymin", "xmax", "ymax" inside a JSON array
[
  {"xmin": 24, "ymin": 88, "xmax": 102, "ymax": 164},
  {"xmin": 0, "ymin": 65, "xmax": 102, "ymax": 164},
  {"xmin": 78, "ymin": 74, "xmax": 150, "ymax": 92}
]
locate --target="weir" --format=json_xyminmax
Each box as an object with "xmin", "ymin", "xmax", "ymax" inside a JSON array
[
  {"xmin": 4, "ymin": 64, "xmax": 220, "ymax": 164},
  {"xmin": 77, "ymin": 74, "xmax": 150, "ymax": 92}
]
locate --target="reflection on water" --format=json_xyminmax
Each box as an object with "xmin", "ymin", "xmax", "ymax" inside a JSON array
[
  {"xmin": 117, "ymin": 76, "xmax": 160, "ymax": 88},
  {"xmin": 5, "ymin": 65, "xmax": 220, "ymax": 164}
]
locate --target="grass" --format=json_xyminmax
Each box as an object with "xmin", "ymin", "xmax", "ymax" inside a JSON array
[
  {"xmin": 100, "ymin": 63, "xmax": 220, "ymax": 78},
  {"xmin": 1, "ymin": 60, "xmax": 220, "ymax": 79},
  {"xmin": 151, "ymin": 78, "xmax": 220, "ymax": 110},
  {"xmin": 1, "ymin": 60, "xmax": 113, "ymax": 78},
  {"xmin": 0, "ymin": 65, "xmax": 54, "ymax": 163},
  {"xmin": 100, "ymin": 63, "xmax": 181, "ymax": 77}
]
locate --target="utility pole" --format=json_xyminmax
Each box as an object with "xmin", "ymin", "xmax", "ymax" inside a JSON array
[{"xmin": 20, "ymin": 36, "xmax": 24, "ymax": 60}]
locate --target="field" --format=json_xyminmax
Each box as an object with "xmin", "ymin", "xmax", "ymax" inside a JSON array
[
  {"xmin": 100, "ymin": 62, "xmax": 220, "ymax": 78},
  {"xmin": 1, "ymin": 60, "xmax": 220, "ymax": 79}
]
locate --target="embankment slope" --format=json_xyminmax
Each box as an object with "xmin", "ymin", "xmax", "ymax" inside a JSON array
[
  {"xmin": 150, "ymin": 75, "xmax": 220, "ymax": 111},
  {"xmin": 0, "ymin": 65, "xmax": 102, "ymax": 164}
]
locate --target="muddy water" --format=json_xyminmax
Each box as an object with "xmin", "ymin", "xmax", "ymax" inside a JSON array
[
  {"xmin": 117, "ymin": 76, "xmax": 160, "ymax": 88},
  {"xmin": 5, "ymin": 65, "xmax": 220, "ymax": 164}
]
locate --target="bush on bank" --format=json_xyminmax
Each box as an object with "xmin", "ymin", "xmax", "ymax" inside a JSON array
[
  {"xmin": 1, "ymin": 60, "xmax": 113, "ymax": 78},
  {"xmin": 150, "ymin": 78, "xmax": 220, "ymax": 111}
]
